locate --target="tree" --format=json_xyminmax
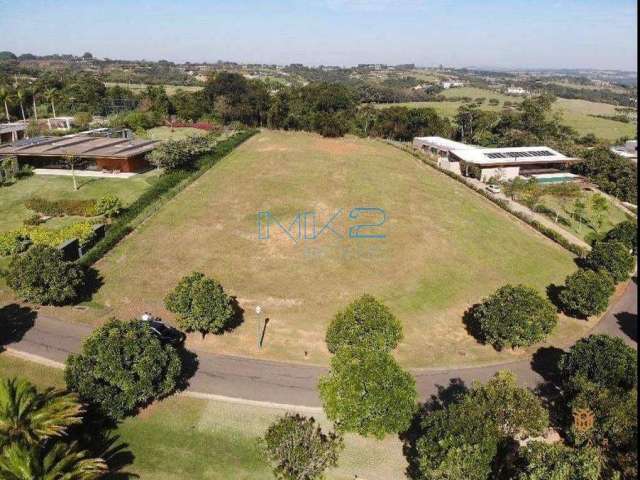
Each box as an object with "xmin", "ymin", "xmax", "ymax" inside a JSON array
[
  {"xmin": 146, "ymin": 140, "xmax": 192, "ymax": 170},
  {"xmin": 572, "ymin": 197, "xmax": 587, "ymax": 231},
  {"xmin": 546, "ymin": 182, "xmax": 581, "ymax": 223},
  {"xmin": 44, "ymin": 88, "xmax": 57, "ymax": 118},
  {"xmin": 263, "ymin": 414, "xmax": 343, "ymax": 480},
  {"xmin": 604, "ymin": 221, "xmax": 637, "ymax": 255},
  {"xmin": 95, "ymin": 194, "xmax": 122, "ymax": 218},
  {"xmin": 516, "ymin": 442, "xmax": 602, "ymax": 480},
  {"xmin": 65, "ymin": 319, "xmax": 182, "ymax": 420},
  {"xmin": 469, "ymin": 370, "xmax": 548, "ymax": 438},
  {"xmin": 164, "ymin": 272, "xmax": 235, "ymax": 337},
  {"xmin": 0, "ymin": 377, "xmax": 83, "ymax": 446},
  {"xmin": 63, "ymin": 152, "xmax": 81, "ymax": 191},
  {"xmin": 558, "ymin": 269, "xmax": 615, "ymax": 318},
  {"xmin": 6, "ymin": 245, "xmax": 85, "ymax": 305},
  {"xmin": 318, "ymin": 348, "xmax": 416, "ymax": 439},
  {"xmin": 590, "ymin": 194, "xmax": 609, "ymax": 233},
  {"xmin": 0, "ymin": 441, "xmax": 107, "ymax": 480},
  {"xmin": 470, "ymin": 285, "xmax": 558, "ymax": 349},
  {"xmin": 73, "ymin": 111, "xmax": 92, "ymax": 129},
  {"xmin": 417, "ymin": 371, "xmax": 549, "ymax": 480},
  {"xmin": 559, "ymin": 334, "xmax": 637, "ymax": 391},
  {"xmin": 325, "ymin": 294, "xmax": 402, "ymax": 354},
  {"xmin": 15, "ymin": 89, "xmax": 26, "ymax": 122},
  {"xmin": 0, "ymin": 86, "xmax": 11, "ymax": 122},
  {"xmin": 584, "ymin": 241, "xmax": 634, "ymax": 283}
]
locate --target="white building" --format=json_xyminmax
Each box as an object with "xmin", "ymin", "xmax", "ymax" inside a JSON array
[
  {"xmin": 506, "ymin": 87, "xmax": 528, "ymax": 95},
  {"xmin": 610, "ymin": 140, "xmax": 637, "ymax": 162},
  {"xmin": 441, "ymin": 80, "xmax": 464, "ymax": 89},
  {"xmin": 413, "ymin": 136, "xmax": 581, "ymax": 182}
]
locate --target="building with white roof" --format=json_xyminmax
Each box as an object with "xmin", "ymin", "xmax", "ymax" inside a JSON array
[
  {"xmin": 413, "ymin": 136, "xmax": 582, "ymax": 182},
  {"xmin": 610, "ymin": 140, "xmax": 637, "ymax": 163},
  {"xmin": 450, "ymin": 146, "xmax": 581, "ymax": 182}
]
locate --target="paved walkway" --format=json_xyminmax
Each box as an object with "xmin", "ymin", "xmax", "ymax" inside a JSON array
[{"xmin": 2, "ymin": 280, "xmax": 636, "ymax": 408}]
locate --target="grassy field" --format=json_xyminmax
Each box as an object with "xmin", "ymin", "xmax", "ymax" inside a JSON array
[
  {"xmin": 32, "ymin": 130, "xmax": 596, "ymax": 368},
  {"xmin": 104, "ymin": 82, "xmax": 203, "ymax": 95},
  {"xmin": 376, "ymin": 86, "xmax": 636, "ymax": 140},
  {"xmin": 0, "ymin": 172, "xmax": 158, "ymax": 233},
  {"xmin": 145, "ymin": 126, "xmax": 209, "ymax": 141},
  {"xmin": 0, "ymin": 353, "xmax": 407, "ymax": 480}
]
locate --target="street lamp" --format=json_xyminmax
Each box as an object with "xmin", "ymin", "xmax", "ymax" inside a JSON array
[{"xmin": 256, "ymin": 305, "xmax": 263, "ymax": 350}]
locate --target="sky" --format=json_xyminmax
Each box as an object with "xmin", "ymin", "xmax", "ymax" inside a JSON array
[{"xmin": 0, "ymin": 0, "xmax": 637, "ymax": 70}]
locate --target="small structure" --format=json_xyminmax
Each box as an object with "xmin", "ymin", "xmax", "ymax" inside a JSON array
[
  {"xmin": 0, "ymin": 134, "xmax": 158, "ymax": 173},
  {"xmin": 610, "ymin": 140, "xmax": 637, "ymax": 162},
  {"xmin": 413, "ymin": 136, "xmax": 479, "ymax": 175},
  {"xmin": 441, "ymin": 80, "xmax": 464, "ymax": 89},
  {"xmin": 47, "ymin": 116, "xmax": 75, "ymax": 130},
  {"xmin": 506, "ymin": 86, "xmax": 528, "ymax": 95},
  {"xmin": 0, "ymin": 122, "xmax": 27, "ymax": 144}
]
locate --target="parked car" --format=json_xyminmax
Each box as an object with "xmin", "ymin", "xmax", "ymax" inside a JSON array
[
  {"xmin": 487, "ymin": 184, "xmax": 501, "ymax": 194},
  {"xmin": 140, "ymin": 313, "xmax": 186, "ymax": 346}
]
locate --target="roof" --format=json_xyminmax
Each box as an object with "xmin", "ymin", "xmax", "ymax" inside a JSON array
[
  {"xmin": 414, "ymin": 136, "xmax": 479, "ymax": 151},
  {"xmin": 0, "ymin": 134, "xmax": 158, "ymax": 160},
  {"xmin": 450, "ymin": 146, "xmax": 579, "ymax": 167}
]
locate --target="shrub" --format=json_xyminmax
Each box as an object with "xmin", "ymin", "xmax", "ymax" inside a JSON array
[
  {"xmin": 23, "ymin": 214, "xmax": 44, "ymax": 226},
  {"xmin": 263, "ymin": 414, "xmax": 344, "ymax": 480},
  {"xmin": 471, "ymin": 284, "xmax": 558, "ymax": 349},
  {"xmin": 0, "ymin": 231, "xmax": 28, "ymax": 257},
  {"xmin": 318, "ymin": 348, "xmax": 417, "ymax": 439},
  {"xmin": 73, "ymin": 111, "xmax": 92, "ymax": 129},
  {"xmin": 604, "ymin": 221, "xmax": 637, "ymax": 255},
  {"xmin": 24, "ymin": 197, "xmax": 97, "ymax": 217},
  {"xmin": 559, "ymin": 269, "xmax": 615, "ymax": 318},
  {"xmin": 6, "ymin": 245, "xmax": 85, "ymax": 305},
  {"xmin": 516, "ymin": 442, "xmax": 602, "ymax": 480},
  {"xmin": 65, "ymin": 319, "xmax": 182, "ymax": 420},
  {"xmin": 95, "ymin": 194, "xmax": 122, "ymax": 218},
  {"xmin": 19, "ymin": 221, "xmax": 96, "ymax": 248},
  {"xmin": 584, "ymin": 241, "xmax": 634, "ymax": 283},
  {"xmin": 325, "ymin": 294, "xmax": 402, "ymax": 354},
  {"xmin": 559, "ymin": 334, "xmax": 637, "ymax": 391},
  {"xmin": 164, "ymin": 272, "xmax": 235, "ymax": 337}
]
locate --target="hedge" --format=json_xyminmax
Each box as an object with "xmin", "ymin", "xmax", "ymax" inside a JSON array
[
  {"xmin": 25, "ymin": 197, "xmax": 97, "ymax": 217},
  {"xmin": 78, "ymin": 129, "xmax": 257, "ymax": 266},
  {"xmin": 391, "ymin": 142, "xmax": 589, "ymax": 257}
]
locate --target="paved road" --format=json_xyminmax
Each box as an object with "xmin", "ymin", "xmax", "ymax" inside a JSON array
[{"xmin": 2, "ymin": 280, "xmax": 636, "ymax": 408}]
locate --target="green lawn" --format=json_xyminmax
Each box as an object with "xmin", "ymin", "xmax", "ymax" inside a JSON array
[
  {"xmin": 145, "ymin": 126, "xmax": 208, "ymax": 141},
  {"xmin": 104, "ymin": 82, "xmax": 203, "ymax": 95},
  {"xmin": 39, "ymin": 130, "xmax": 591, "ymax": 369},
  {"xmin": 376, "ymin": 86, "xmax": 636, "ymax": 140},
  {"xmin": 537, "ymin": 190, "xmax": 631, "ymax": 243},
  {"xmin": 0, "ymin": 354, "xmax": 406, "ymax": 480},
  {"xmin": 0, "ymin": 172, "xmax": 158, "ymax": 233}
]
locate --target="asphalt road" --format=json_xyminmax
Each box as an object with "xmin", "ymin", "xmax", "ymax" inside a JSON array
[{"xmin": 2, "ymin": 280, "xmax": 636, "ymax": 408}]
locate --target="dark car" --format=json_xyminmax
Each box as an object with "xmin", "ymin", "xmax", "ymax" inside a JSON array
[{"xmin": 140, "ymin": 314, "xmax": 186, "ymax": 346}]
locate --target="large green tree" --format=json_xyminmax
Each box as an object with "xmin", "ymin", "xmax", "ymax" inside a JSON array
[
  {"xmin": 6, "ymin": 245, "xmax": 85, "ymax": 306},
  {"xmin": 470, "ymin": 285, "xmax": 558, "ymax": 349},
  {"xmin": 318, "ymin": 348, "xmax": 416, "ymax": 439},
  {"xmin": 559, "ymin": 269, "xmax": 615, "ymax": 318},
  {"xmin": 263, "ymin": 414, "xmax": 343, "ymax": 480},
  {"xmin": 559, "ymin": 334, "xmax": 637, "ymax": 391},
  {"xmin": 585, "ymin": 241, "xmax": 634, "ymax": 283},
  {"xmin": 516, "ymin": 442, "xmax": 602, "ymax": 480},
  {"xmin": 604, "ymin": 221, "xmax": 637, "ymax": 255},
  {"xmin": 164, "ymin": 272, "xmax": 235, "ymax": 338},
  {"xmin": 325, "ymin": 294, "xmax": 402, "ymax": 354},
  {"xmin": 65, "ymin": 319, "xmax": 182, "ymax": 420}
]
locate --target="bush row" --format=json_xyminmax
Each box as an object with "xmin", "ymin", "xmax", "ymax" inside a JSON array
[
  {"xmin": 393, "ymin": 143, "xmax": 589, "ymax": 257},
  {"xmin": 25, "ymin": 197, "xmax": 98, "ymax": 217},
  {"xmin": 0, "ymin": 221, "xmax": 97, "ymax": 257},
  {"xmin": 78, "ymin": 129, "xmax": 257, "ymax": 267}
]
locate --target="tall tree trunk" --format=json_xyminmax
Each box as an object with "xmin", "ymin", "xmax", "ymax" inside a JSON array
[
  {"xmin": 51, "ymin": 99, "xmax": 57, "ymax": 118},
  {"xmin": 3, "ymin": 101, "xmax": 9, "ymax": 122},
  {"xmin": 71, "ymin": 164, "xmax": 78, "ymax": 191},
  {"xmin": 20, "ymin": 103, "xmax": 25, "ymax": 122},
  {"xmin": 32, "ymin": 97, "xmax": 38, "ymax": 121}
]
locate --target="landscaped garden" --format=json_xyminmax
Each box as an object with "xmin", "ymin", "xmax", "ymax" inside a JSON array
[{"xmin": 25, "ymin": 130, "xmax": 600, "ymax": 368}]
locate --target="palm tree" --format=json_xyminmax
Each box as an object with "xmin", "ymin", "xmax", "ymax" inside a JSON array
[
  {"xmin": 31, "ymin": 87, "xmax": 39, "ymax": 122},
  {"xmin": 15, "ymin": 89, "xmax": 26, "ymax": 122},
  {"xmin": 44, "ymin": 88, "xmax": 57, "ymax": 118},
  {"xmin": 0, "ymin": 377, "xmax": 83, "ymax": 446},
  {"xmin": 0, "ymin": 86, "xmax": 11, "ymax": 122},
  {"xmin": 0, "ymin": 441, "xmax": 107, "ymax": 480}
]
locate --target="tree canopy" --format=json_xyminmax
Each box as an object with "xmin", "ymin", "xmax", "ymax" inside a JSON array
[
  {"xmin": 559, "ymin": 268, "xmax": 615, "ymax": 318},
  {"xmin": 584, "ymin": 241, "xmax": 634, "ymax": 283}
]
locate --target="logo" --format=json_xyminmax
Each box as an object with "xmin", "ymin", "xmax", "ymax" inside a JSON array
[{"xmin": 572, "ymin": 407, "xmax": 595, "ymax": 433}]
